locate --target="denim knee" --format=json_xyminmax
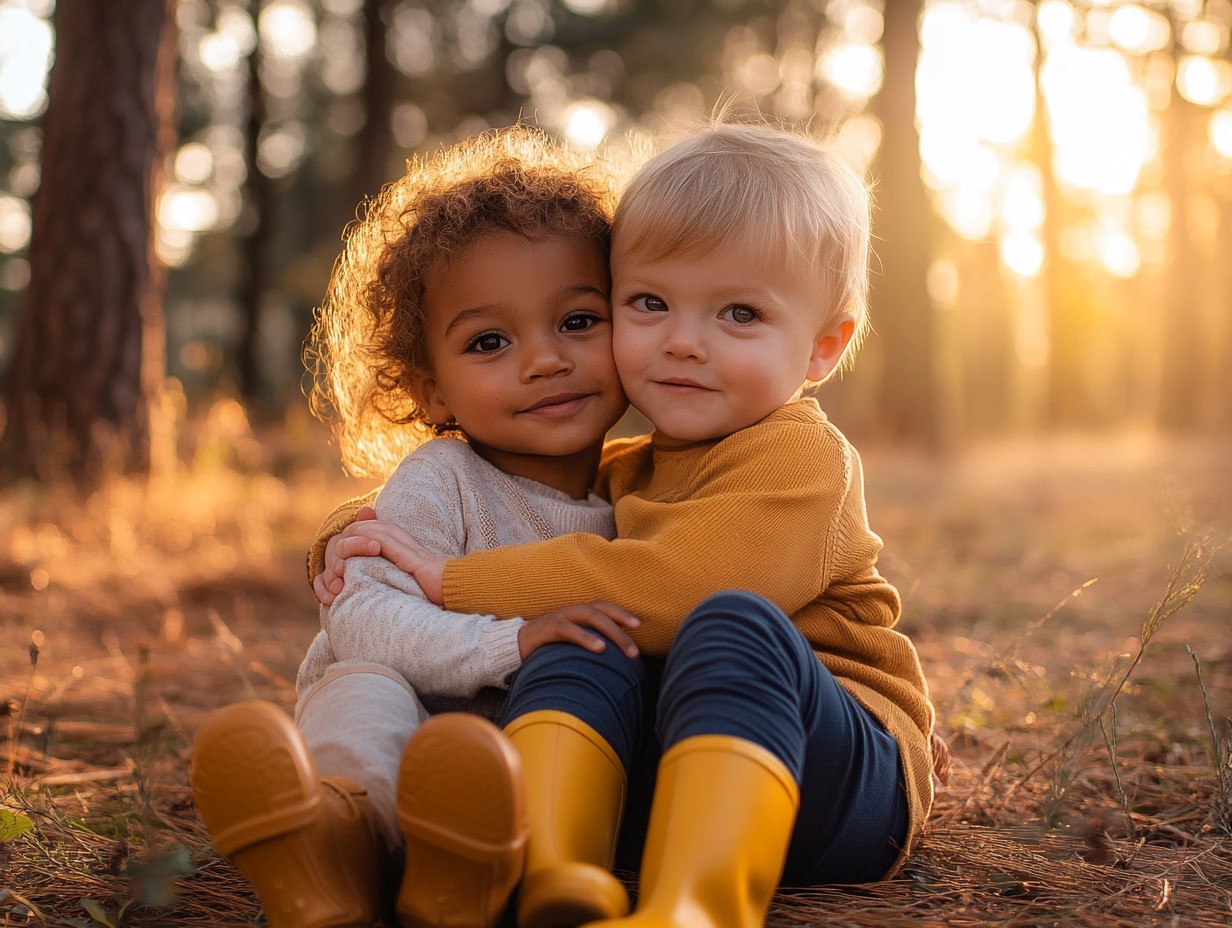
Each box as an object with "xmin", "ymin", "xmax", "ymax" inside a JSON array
[
  {"xmin": 670, "ymin": 590, "xmax": 815, "ymax": 687},
  {"xmin": 658, "ymin": 590, "xmax": 820, "ymax": 775},
  {"xmin": 515, "ymin": 639, "xmax": 646, "ymax": 689},
  {"xmin": 500, "ymin": 640, "xmax": 647, "ymax": 764}
]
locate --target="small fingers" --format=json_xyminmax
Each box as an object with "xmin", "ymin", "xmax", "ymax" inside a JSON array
[
  {"xmin": 575, "ymin": 628, "xmax": 608, "ymax": 653},
  {"xmin": 312, "ymin": 574, "xmax": 335, "ymax": 606},
  {"xmin": 336, "ymin": 536, "xmax": 381, "ymax": 559},
  {"xmin": 563, "ymin": 607, "xmax": 639, "ymax": 658},
  {"xmin": 588, "ymin": 616, "xmax": 639, "ymax": 658},
  {"xmin": 548, "ymin": 619, "xmax": 607, "ymax": 653},
  {"xmin": 587, "ymin": 601, "xmax": 641, "ymax": 629}
]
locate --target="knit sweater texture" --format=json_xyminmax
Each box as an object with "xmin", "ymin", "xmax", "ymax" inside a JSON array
[
  {"xmin": 296, "ymin": 436, "xmax": 615, "ymax": 709},
  {"xmin": 439, "ymin": 397, "xmax": 936, "ymax": 871}
]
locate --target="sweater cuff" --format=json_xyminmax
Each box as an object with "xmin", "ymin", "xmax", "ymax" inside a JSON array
[{"xmin": 482, "ymin": 617, "xmax": 524, "ymax": 686}]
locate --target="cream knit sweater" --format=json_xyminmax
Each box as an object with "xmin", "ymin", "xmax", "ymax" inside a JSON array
[{"xmin": 296, "ymin": 436, "xmax": 615, "ymax": 709}]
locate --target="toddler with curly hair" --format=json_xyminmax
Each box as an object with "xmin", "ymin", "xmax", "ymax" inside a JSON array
[{"xmin": 189, "ymin": 125, "xmax": 637, "ymax": 928}]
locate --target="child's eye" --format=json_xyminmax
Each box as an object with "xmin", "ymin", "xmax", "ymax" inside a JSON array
[
  {"xmin": 561, "ymin": 312, "xmax": 603, "ymax": 332},
  {"xmin": 720, "ymin": 305, "xmax": 758, "ymax": 324},
  {"xmin": 632, "ymin": 294, "xmax": 668, "ymax": 312},
  {"xmin": 466, "ymin": 332, "xmax": 510, "ymax": 353}
]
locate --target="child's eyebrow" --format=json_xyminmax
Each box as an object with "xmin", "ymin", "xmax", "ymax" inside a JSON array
[
  {"xmin": 444, "ymin": 284, "xmax": 610, "ymax": 335},
  {"xmin": 444, "ymin": 306, "xmax": 500, "ymax": 335},
  {"xmin": 559, "ymin": 283, "xmax": 609, "ymax": 301}
]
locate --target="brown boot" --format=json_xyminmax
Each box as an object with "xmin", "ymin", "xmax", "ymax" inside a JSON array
[
  {"xmin": 395, "ymin": 713, "xmax": 528, "ymax": 928},
  {"xmin": 190, "ymin": 701, "xmax": 386, "ymax": 928}
]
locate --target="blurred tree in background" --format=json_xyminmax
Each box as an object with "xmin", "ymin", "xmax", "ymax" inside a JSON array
[
  {"xmin": 0, "ymin": 0, "xmax": 1229, "ymax": 481},
  {"xmin": 1, "ymin": 0, "xmax": 176, "ymax": 484}
]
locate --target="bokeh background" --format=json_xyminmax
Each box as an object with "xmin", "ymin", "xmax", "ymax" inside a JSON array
[
  {"xmin": 1, "ymin": 0, "xmax": 1229, "ymax": 480},
  {"xmin": 3, "ymin": 7, "xmax": 1231, "ymax": 923}
]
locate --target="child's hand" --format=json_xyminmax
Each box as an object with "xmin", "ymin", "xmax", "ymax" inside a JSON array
[
  {"xmin": 312, "ymin": 510, "xmax": 448, "ymax": 605},
  {"xmin": 312, "ymin": 506, "xmax": 385, "ymax": 605},
  {"xmin": 518, "ymin": 602, "xmax": 641, "ymax": 661}
]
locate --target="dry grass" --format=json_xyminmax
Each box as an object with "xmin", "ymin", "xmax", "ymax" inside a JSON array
[{"xmin": 1, "ymin": 406, "xmax": 1230, "ymax": 926}]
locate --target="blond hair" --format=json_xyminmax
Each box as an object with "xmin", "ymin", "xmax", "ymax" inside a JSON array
[
  {"xmin": 613, "ymin": 121, "xmax": 871, "ymax": 366},
  {"xmin": 306, "ymin": 125, "xmax": 617, "ymax": 477}
]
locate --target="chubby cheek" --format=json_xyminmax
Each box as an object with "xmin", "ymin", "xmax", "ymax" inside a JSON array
[
  {"xmin": 611, "ymin": 329, "xmax": 645, "ymax": 386},
  {"xmin": 448, "ymin": 379, "xmax": 501, "ymax": 416},
  {"xmin": 581, "ymin": 339, "xmax": 622, "ymax": 385}
]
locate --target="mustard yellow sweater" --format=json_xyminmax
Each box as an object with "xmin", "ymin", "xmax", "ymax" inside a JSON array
[{"xmin": 439, "ymin": 398, "xmax": 935, "ymax": 870}]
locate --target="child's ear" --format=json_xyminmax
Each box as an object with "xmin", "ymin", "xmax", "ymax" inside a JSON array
[
  {"xmin": 412, "ymin": 374, "xmax": 454, "ymax": 425},
  {"xmin": 806, "ymin": 315, "xmax": 856, "ymax": 383}
]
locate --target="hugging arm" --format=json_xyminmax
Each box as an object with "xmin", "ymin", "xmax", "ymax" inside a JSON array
[
  {"xmin": 315, "ymin": 466, "xmax": 640, "ymax": 680},
  {"xmin": 323, "ymin": 464, "xmax": 526, "ymax": 698},
  {"xmin": 307, "ymin": 488, "xmax": 380, "ymax": 588},
  {"xmin": 442, "ymin": 425, "xmax": 854, "ymax": 652}
]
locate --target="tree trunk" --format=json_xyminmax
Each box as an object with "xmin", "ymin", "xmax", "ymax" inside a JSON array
[
  {"xmin": 1219, "ymin": 194, "xmax": 1232, "ymax": 428},
  {"xmin": 238, "ymin": 0, "xmax": 272, "ymax": 405},
  {"xmin": 1156, "ymin": 79, "xmax": 1205, "ymax": 430},
  {"xmin": 358, "ymin": 0, "xmax": 395, "ymax": 201},
  {"xmin": 872, "ymin": 0, "xmax": 939, "ymax": 446},
  {"xmin": 2, "ymin": 0, "xmax": 177, "ymax": 484},
  {"xmin": 1033, "ymin": 34, "xmax": 1086, "ymax": 429}
]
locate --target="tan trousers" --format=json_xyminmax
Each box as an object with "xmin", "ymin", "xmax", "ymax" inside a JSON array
[{"xmin": 295, "ymin": 659, "xmax": 429, "ymax": 847}]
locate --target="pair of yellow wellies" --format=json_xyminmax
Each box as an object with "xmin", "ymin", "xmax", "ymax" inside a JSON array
[{"xmin": 190, "ymin": 703, "xmax": 799, "ymax": 928}]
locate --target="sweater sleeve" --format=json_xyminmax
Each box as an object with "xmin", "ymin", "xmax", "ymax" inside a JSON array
[
  {"xmin": 443, "ymin": 422, "xmax": 852, "ymax": 653},
  {"xmin": 305, "ymin": 486, "xmax": 382, "ymax": 586},
  {"xmin": 324, "ymin": 460, "xmax": 524, "ymax": 697}
]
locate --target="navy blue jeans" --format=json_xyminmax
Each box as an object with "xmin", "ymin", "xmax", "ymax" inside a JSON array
[{"xmin": 499, "ymin": 590, "xmax": 908, "ymax": 885}]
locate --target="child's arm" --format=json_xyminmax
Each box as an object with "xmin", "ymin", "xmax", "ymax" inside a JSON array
[
  {"xmin": 324, "ymin": 458, "xmax": 638, "ymax": 697},
  {"xmin": 306, "ymin": 488, "xmax": 381, "ymax": 587},
  {"xmin": 396, "ymin": 423, "xmax": 872, "ymax": 653},
  {"xmin": 311, "ymin": 435, "xmax": 652, "ymax": 602},
  {"xmin": 313, "ymin": 506, "xmax": 387, "ymax": 605}
]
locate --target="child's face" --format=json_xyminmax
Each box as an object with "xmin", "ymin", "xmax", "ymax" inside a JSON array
[
  {"xmin": 417, "ymin": 231, "xmax": 627, "ymax": 491},
  {"xmin": 610, "ymin": 240, "xmax": 850, "ymax": 443}
]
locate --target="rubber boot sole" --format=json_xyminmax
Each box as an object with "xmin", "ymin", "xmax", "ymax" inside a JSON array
[
  {"xmin": 518, "ymin": 861, "xmax": 631, "ymax": 928},
  {"xmin": 395, "ymin": 713, "xmax": 527, "ymax": 928}
]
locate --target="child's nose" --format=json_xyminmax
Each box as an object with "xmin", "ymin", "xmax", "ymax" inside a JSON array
[
  {"xmin": 522, "ymin": 339, "xmax": 573, "ymax": 379},
  {"xmin": 662, "ymin": 319, "xmax": 706, "ymax": 362}
]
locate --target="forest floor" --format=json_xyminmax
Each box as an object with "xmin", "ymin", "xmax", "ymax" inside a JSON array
[{"xmin": 1, "ymin": 402, "xmax": 1230, "ymax": 927}]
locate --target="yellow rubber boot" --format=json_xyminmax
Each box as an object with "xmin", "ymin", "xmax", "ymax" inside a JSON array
[
  {"xmin": 395, "ymin": 713, "xmax": 527, "ymax": 928},
  {"xmin": 504, "ymin": 710, "xmax": 631, "ymax": 928},
  {"xmin": 190, "ymin": 701, "xmax": 385, "ymax": 928},
  {"xmin": 589, "ymin": 735, "xmax": 799, "ymax": 928}
]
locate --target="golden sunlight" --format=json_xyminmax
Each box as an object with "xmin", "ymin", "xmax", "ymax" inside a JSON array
[
  {"xmin": 1212, "ymin": 108, "xmax": 1232, "ymax": 158},
  {"xmin": 917, "ymin": 3, "xmax": 1036, "ymax": 244},
  {"xmin": 0, "ymin": 193, "xmax": 31, "ymax": 253},
  {"xmin": 562, "ymin": 99, "xmax": 615, "ymax": 149},
  {"xmin": 914, "ymin": 0, "xmax": 1185, "ymax": 281},
  {"xmin": 258, "ymin": 0, "xmax": 318, "ymax": 61},
  {"xmin": 819, "ymin": 42, "xmax": 883, "ymax": 99},
  {"xmin": 1041, "ymin": 43, "xmax": 1153, "ymax": 196},
  {"xmin": 0, "ymin": 5, "xmax": 53, "ymax": 119},
  {"xmin": 1176, "ymin": 55, "xmax": 1232, "ymax": 106}
]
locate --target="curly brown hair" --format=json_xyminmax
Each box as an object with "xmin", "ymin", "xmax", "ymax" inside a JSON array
[{"xmin": 305, "ymin": 125, "xmax": 618, "ymax": 477}]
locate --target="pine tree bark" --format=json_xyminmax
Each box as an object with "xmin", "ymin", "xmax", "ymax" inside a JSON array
[
  {"xmin": 358, "ymin": 0, "xmax": 395, "ymax": 201},
  {"xmin": 873, "ymin": 0, "xmax": 940, "ymax": 446},
  {"xmin": 1033, "ymin": 32, "xmax": 1084, "ymax": 429},
  {"xmin": 238, "ymin": 0, "xmax": 272, "ymax": 404},
  {"xmin": 2, "ymin": 0, "xmax": 177, "ymax": 484},
  {"xmin": 1156, "ymin": 85, "xmax": 1204, "ymax": 430}
]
